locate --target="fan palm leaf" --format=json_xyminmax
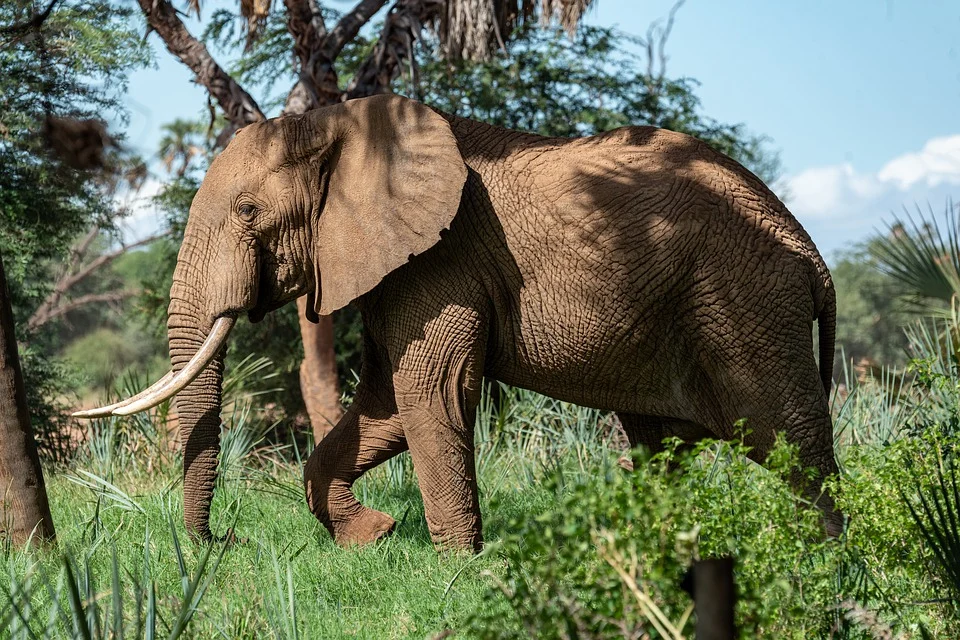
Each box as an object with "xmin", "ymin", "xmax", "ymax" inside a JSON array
[{"xmin": 870, "ymin": 201, "xmax": 960, "ymax": 316}]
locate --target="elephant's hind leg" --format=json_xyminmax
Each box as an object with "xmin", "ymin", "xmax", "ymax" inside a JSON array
[
  {"xmin": 304, "ymin": 342, "xmax": 407, "ymax": 546},
  {"xmin": 715, "ymin": 348, "xmax": 843, "ymax": 537}
]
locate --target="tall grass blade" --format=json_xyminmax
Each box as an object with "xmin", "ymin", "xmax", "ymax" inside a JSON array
[
  {"xmin": 111, "ymin": 544, "xmax": 123, "ymax": 640},
  {"xmin": 65, "ymin": 470, "xmax": 145, "ymax": 514},
  {"xmin": 61, "ymin": 557, "xmax": 93, "ymax": 640},
  {"xmin": 165, "ymin": 512, "xmax": 228, "ymax": 639}
]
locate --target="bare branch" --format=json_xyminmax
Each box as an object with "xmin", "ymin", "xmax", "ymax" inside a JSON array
[
  {"xmin": 60, "ymin": 232, "xmax": 170, "ymax": 294},
  {"xmin": 136, "ymin": 0, "xmax": 265, "ymax": 128},
  {"xmin": 284, "ymin": 0, "xmax": 326, "ymax": 62},
  {"xmin": 29, "ymin": 291, "xmax": 139, "ymax": 330},
  {"xmin": 321, "ymin": 0, "xmax": 388, "ymax": 60},
  {"xmin": 641, "ymin": 0, "xmax": 685, "ymax": 93},
  {"xmin": 27, "ymin": 231, "xmax": 170, "ymax": 333},
  {"xmin": 345, "ymin": 0, "xmax": 443, "ymax": 100},
  {"xmin": 66, "ymin": 228, "xmax": 101, "ymax": 276},
  {"xmin": 284, "ymin": 0, "xmax": 338, "ymax": 111}
]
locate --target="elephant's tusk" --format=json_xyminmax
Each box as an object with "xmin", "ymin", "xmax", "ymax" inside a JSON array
[
  {"xmin": 72, "ymin": 316, "xmax": 236, "ymax": 419},
  {"xmin": 71, "ymin": 371, "xmax": 176, "ymax": 418},
  {"xmin": 112, "ymin": 316, "xmax": 236, "ymax": 416}
]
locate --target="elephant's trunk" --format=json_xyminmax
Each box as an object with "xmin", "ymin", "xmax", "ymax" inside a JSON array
[{"xmin": 168, "ymin": 289, "xmax": 226, "ymax": 542}]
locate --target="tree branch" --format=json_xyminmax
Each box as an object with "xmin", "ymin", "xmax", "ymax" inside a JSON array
[
  {"xmin": 0, "ymin": 0, "xmax": 61, "ymax": 37},
  {"xmin": 29, "ymin": 291, "xmax": 139, "ymax": 330},
  {"xmin": 284, "ymin": 0, "xmax": 339, "ymax": 112},
  {"xmin": 284, "ymin": 0, "xmax": 327, "ymax": 65},
  {"xmin": 136, "ymin": 0, "xmax": 265, "ymax": 128},
  {"xmin": 321, "ymin": 0, "xmax": 387, "ymax": 60},
  {"xmin": 27, "ymin": 231, "xmax": 170, "ymax": 333},
  {"xmin": 345, "ymin": 0, "xmax": 442, "ymax": 100}
]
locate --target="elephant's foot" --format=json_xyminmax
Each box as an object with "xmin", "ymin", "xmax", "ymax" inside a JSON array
[
  {"xmin": 432, "ymin": 532, "xmax": 483, "ymax": 554},
  {"xmin": 329, "ymin": 507, "xmax": 396, "ymax": 547},
  {"xmin": 425, "ymin": 515, "xmax": 483, "ymax": 554}
]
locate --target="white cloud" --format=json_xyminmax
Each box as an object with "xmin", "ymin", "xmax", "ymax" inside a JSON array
[
  {"xmin": 877, "ymin": 135, "xmax": 960, "ymax": 190},
  {"xmin": 786, "ymin": 163, "xmax": 883, "ymax": 219},
  {"xmin": 782, "ymin": 134, "xmax": 960, "ymax": 257}
]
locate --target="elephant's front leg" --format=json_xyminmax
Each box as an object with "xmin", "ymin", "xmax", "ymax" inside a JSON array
[
  {"xmin": 390, "ymin": 317, "xmax": 487, "ymax": 552},
  {"xmin": 304, "ymin": 382, "xmax": 407, "ymax": 546}
]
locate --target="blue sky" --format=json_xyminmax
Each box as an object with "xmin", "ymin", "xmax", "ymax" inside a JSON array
[{"xmin": 119, "ymin": 0, "xmax": 960, "ymax": 260}]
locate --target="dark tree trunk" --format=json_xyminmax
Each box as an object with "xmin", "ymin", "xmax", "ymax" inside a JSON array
[
  {"xmin": 296, "ymin": 297, "xmax": 342, "ymax": 443},
  {"xmin": 0, "ymin": 251, "xmax": 56, "ymax": 546}
]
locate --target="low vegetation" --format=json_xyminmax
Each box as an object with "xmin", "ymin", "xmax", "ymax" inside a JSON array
[{"xmin": 4, "ymin": 321, "xmax": 960, "ymax": 638}]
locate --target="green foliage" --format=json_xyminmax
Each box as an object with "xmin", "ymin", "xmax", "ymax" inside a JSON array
[
  {"xmin": 16, "ymin": 345, "xmax": 79, "ymax": 461},
  {"xmin": 3, "ymin": 375, "xmax": 960, "ymax": 637},
  {"xmin": 901, "ymin": 443, "xmax": 960, "ymax": 607},
  {"xmin": 0, "ymin": 0, "xmax": 150, "ymax": 323},
  {"xmin": 870, "ymin": 201, "xmax": 960, "ymax": 317},
  {"xmin": 830, "ymin": 242, "xmax": 910, "ymax": 373},
  {"xmin": 0, "ymin": 0, "xmax": 150, "ymax": 446},
  {"xmin": 2, "ymin": 517, "xmax": 227, "ymax": 639},
  {"xmin": 63, "ymin": 327, "xmax": 167, "ymax": 392},
  {"xmin": 468, "ymin": 438, "xmax": 839, "ymax": 639}
]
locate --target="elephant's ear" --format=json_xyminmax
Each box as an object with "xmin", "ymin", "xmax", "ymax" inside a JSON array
[{"xmin": 300, "ymin": 95, "xmax": 467, "ymax": 316}]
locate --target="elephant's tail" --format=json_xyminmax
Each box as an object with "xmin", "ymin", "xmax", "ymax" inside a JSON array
[{"xmin": 817, "ymin": 280, "xmax": 837, "ymax": 399}]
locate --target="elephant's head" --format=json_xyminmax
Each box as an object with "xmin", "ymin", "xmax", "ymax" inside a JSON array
[{"xmin": 74, "ymin": 95, "xmax": 467, "ymax": 540}]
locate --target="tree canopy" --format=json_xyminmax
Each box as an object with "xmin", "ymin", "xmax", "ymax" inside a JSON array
[{"xmin": 0, "ymin": 0, "xmax": 149, "ymax": 329}]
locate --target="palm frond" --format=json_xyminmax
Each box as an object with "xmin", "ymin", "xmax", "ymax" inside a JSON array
[
  {"xmin": 440, "ymin": 0, "xmax": 595, "ymax": 61},
  {"xmin": 870, "ymin": 200, "xmax": 960, "ymax": 315},
  {"xmin": 901, "ymin": 447, "xmax": 960, "ymax": 603}
]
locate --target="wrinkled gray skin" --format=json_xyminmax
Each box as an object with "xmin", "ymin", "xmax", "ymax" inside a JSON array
[{"xmin": 166, "ymin": 94, "xmax": 840, "ymax": 549}]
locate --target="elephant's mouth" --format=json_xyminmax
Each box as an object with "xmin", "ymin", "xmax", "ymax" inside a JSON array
[
  {"xmin": 246, "ymin": 282, "xmax": 308, "ymax": 323},
  {"xmin": 246, "ymin": 255, "xmax": 310, "ymax": 324},
  {"xmin": 247, "ymin": 298, "xmax": 286, "ymax": 324}
]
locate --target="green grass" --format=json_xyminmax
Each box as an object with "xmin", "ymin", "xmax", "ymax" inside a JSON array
[
  {"xmin": 2, "ymin": 384, "xmax": 616, "ymax": 639},
  {"xmin": 14, "ymin": 458, "xmax": 524, "ymax": 638}
]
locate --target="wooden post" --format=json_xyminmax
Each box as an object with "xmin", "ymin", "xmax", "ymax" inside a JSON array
[{"xmin": 682, "ymin": 557, "xmax": 736, "ymax": 640}]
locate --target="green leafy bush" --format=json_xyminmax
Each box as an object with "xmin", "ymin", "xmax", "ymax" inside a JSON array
[{"xmin": 468, "ymin": 437, "xmax": 847, "ymax": 639}]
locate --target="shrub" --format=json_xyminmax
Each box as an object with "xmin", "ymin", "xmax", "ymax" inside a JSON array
[{"xmin": 467, "ymin": 437, "xmax": 850, "ymax": 639}]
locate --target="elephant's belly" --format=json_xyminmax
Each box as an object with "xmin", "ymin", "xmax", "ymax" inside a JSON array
[{"xmin": 486, "ymin": 306, "xmax": 697, "ymax": 418}]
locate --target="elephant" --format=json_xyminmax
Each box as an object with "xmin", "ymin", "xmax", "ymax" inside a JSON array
[{"xmin": 76, "ymin": 94, "xmax": 841, "ymax": 550}]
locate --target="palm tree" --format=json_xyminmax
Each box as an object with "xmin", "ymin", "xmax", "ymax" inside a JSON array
[
  {"xmin": 871, "ymin": 200, "xmax": 960, "ymax": 316},
  {"xmin": 158, "ymin": 119, "xmax": 208, "ymax": 179}
]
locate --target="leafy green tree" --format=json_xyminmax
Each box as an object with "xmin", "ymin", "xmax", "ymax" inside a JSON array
[
  {"xmin": 830, "ymin": 242, "xmax": 910, "ymax": 376},
  {"xmin": 407, "ymin": 24, "xmax": 780, "ymax": 184},
  {"xmin": 0, "ymin": 0, "xmax": 150, "ymax": 446}
]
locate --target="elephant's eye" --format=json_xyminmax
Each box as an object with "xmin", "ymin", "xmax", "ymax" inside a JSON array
[{"xmin": 238, "ymin": 203, "xmax": 257, "ymax": 220}]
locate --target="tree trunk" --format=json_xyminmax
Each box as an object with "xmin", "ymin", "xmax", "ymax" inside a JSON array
[
  {"xmin": 0, "ymin": 251, "xmax": 56, "ymax": 546},
  {"xmin": 296, "ymin": 297, "xmax": 342, "ymax": 443}
]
